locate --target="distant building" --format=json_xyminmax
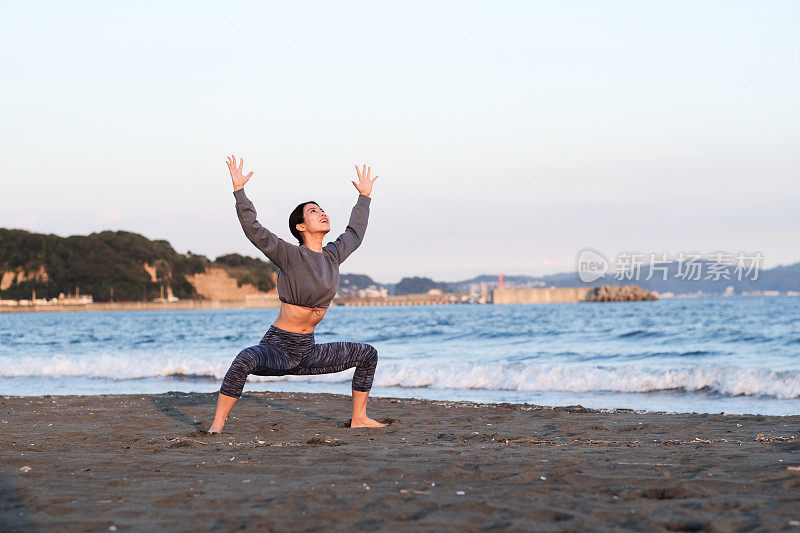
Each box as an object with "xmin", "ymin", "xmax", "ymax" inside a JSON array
[
  {"xmin": 356, "ymin": 285, "xmax": 388, "ymax": 298},
  {"xmin": 57, "ymin": 292, "xmax": 94, "ymax": 305},
  {"xmin": 723, "ymin": 285, "xmax": 735, "ymax": 297}
]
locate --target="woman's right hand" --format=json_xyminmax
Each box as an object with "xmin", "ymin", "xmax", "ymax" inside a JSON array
[{"xmin": 226, "ymin": 155, "xmax": 254, "ymax": 191}]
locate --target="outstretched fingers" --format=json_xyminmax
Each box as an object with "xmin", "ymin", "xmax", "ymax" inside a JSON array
[{"xmin": 355, "ymin": 164, "xmax": 374, "ymax": 181}]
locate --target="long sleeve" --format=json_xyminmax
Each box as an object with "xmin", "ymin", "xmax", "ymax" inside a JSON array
[
  {"xmin": 233, "ymin": 188, "xmax": 296, "ymax": 270},
  {"xmin": 325, "ymin": 193, "xmax": 371, "ymax": 264}
]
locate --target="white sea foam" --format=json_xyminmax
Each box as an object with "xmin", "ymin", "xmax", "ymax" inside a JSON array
[
  {"xmin": 370, "ymin": 362, "xmax": 800, "ymax": 399},
  {"xmin": 3, "ymin": 354, "xmax": 799, "ymax": 399}
]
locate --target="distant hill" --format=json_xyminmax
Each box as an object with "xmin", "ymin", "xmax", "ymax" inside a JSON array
[
  {"xmin": 393, "ymin": 276, "xmax": 454, "ymax": 296},
  {"xmin": 0, "ymin": 229, "xmax": 277, "ymax": 302},
  {"xmin": 213, "ymin": 253, "xmax": 277, "ymax": 293},
  {"xmin": 370, "ymin": 261, "xmax": 798, "ymax": 296},
  {"xmin": 448, "ymin": 260, "xmax": 800, "ymax": 295},
  {"xmin": 338, "ymin": 274, "xmax": 379, "ymax": 297}
]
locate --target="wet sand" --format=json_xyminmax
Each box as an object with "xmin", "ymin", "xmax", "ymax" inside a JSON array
[{"xmin": 1, "ymin": 391, "xmax": 799, "ymax": 531}]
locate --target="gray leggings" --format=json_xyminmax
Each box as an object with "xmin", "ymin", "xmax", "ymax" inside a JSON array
[{"xmin": 220, "ymin": 325, "xmax": 378, "ymax": 398}]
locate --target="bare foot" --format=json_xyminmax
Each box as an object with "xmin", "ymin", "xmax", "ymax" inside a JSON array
[
  {"xmin": 207, "ymin": 424, "xmax": 223, "ymax": 434},
  {"xmin": 350, "ymin": 416, "xmax": 386, "ymax": 428}
]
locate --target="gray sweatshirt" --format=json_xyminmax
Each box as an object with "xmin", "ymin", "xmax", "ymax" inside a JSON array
[{"xmin": 233, "ymin": 187, "xmax": 371, "ymax": 310}]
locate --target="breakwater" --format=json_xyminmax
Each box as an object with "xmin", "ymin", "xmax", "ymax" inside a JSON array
[
  {"xmin": 492, "ymin": 285, "xmax": 658, "ymax": 304},
  {"xmin": 0, "ymin": 286, "xmax": 661, "ymax": 313},
  {"xmin": 334, "ymin": 293, "xmax": 469, "ymax": 306},
  {"xmin": 492, "ymin": 287, "xmax": 592, "ymax": 304}
]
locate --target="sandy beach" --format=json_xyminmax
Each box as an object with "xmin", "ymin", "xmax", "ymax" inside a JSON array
[{"xmin": 1, "ymin": 391, "xmax": 799, "ymax": 531}]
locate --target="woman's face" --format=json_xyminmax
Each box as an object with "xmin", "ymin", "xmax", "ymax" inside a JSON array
[{"xmin": 298, "ymin": 203, "xmax": 330, "ymax": 235}]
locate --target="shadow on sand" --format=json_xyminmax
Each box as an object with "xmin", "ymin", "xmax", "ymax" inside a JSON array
[
  {"xmin": 0, "ymin": 468, "xmax": 36, "ymax": 531},
  {"xmin": 148, "ymin": 391, "xmax": 345, "ymax": 435}
]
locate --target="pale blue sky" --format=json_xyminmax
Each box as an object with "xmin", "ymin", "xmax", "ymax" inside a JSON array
[{"xmin": 1, "ymin": 1, "xmax": 798, "ymax": 283}]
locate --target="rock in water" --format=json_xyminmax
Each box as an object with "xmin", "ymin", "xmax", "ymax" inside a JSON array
[{"xmin": 584, "ymin": 284, "xmax": 658, "ymax": 302}]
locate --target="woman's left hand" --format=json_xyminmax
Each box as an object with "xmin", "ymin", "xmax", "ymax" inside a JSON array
[{"xmin": 352, "ymin": 164, "xmax": 379, "ymax": 197}]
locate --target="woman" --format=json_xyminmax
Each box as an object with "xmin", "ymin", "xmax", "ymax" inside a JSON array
[{"xmin": 208, "ymin": 155, "xmax": 385, "ymax": 433}]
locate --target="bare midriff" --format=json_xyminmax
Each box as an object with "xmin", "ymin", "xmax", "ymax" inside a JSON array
[{"xmin": 272, "ymin": 302, "xmax": 328, "ymax": 334}]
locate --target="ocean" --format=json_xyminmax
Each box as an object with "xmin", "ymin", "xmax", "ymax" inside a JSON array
[{"xmin": 1, "ymin": 295, "xmax": 798, "ymax": 415}]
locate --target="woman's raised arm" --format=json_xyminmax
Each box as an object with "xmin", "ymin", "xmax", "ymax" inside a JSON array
[
  {"xmin": 227, "ymin": 156, "xmax": 296, "ymax": 270},
  {"xmin": 325, "ymin": 164, "xmax": 379, "ymax": 264}
]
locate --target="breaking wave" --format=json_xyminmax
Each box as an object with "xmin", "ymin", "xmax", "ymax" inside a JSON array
[{"xmin": 3, "ymin": 354, "xmax": 798, "ymax": 400}]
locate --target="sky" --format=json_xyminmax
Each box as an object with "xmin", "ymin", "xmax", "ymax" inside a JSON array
[{"xmin": 1, "ymin": 1, "xmax": 798, "ymax": 284}]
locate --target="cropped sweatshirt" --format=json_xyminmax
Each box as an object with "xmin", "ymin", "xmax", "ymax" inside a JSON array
[{"xmin": 233, "ymin": 187, "xmax": 371, "ymax": 311}]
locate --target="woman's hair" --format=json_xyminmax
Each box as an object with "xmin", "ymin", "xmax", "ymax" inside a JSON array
[{"xmin": 289, "ymin": 201, "xmax": 321, "ymax": 245}]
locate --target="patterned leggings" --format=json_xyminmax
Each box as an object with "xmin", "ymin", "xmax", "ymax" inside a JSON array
[{"xmin": 219, "ymin": 324, "xmax": 378, "ymax": 398}]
